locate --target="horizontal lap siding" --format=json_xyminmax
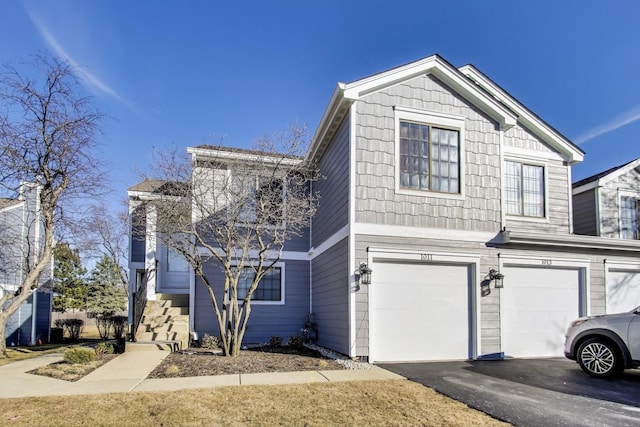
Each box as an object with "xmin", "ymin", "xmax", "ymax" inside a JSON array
[
  {"xmin": 354, "ymin": 75, "xmax": 501, "ymax": 233},
  {"xmin": 573, "ymin": 189, "xmax": 597, "ymax": 236},
  {"xmin": 5, "ymin": 295, "xmax": 33, "ymax": 346},
  {"xmin": 311, "ymin": 237, "xmax": 349, "ymax": 355},
  {"xmin": 194, "ymin": 259, "xmax": 310, "ymax": 344},
  {"xmin": 312, "ymin": 115, "xmax": 350, "ymax": 248}
]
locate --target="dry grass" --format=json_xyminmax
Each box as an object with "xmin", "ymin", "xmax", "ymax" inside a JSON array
[
  {"xmin": 0, "ymin": 345, "xmax": 71, "ymax": 367},
  {"xmin": 0, "ymin": 324, "xmax": 105, "ymax": 367},
  {"xmin": 0, "ymin": 380, "xmax": 509, "ymax": 426},
  {"xmin": 28, "ymin": 354, "xmax": 118, "ymax": 382}
]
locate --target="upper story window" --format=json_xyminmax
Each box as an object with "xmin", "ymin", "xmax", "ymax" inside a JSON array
[
  {"xmin": 167, "ymin": 248, "xmax": 189, "ymax": 271},
  {"xmin": 505, "ymin": 161, "xmax": 545, "ymax": 217},
  {"xmin": 236, "ymin": 265, "xmax": 284, "ymax": 303},
  {"xmin": 238, "ymin": 175, "xmax": 285, "ymax": 226},
  {"xmin": 620, "ymin": 196, "xmax": 640, "ymax": 240},
  {"xmin": 399, "ymin": 122, "xmax": 460, "ymax": 193},
  {"xmin": 394, "ymin": 107, "xmax": 465, "ymax": 199}
]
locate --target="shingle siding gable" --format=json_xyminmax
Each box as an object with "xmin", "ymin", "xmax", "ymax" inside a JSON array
[{"xmin": 354, "ymin": 74, "xmax": 502, "ymax": 232}]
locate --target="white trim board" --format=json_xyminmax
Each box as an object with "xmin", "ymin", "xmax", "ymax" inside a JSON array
[{"xmin": 354, "ymin": 223, "xmax": 497, "ymax": 243}]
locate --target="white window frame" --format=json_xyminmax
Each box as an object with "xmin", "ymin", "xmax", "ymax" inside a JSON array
[
  {"xmin": 394, "ymin": 106, "xmax": 466, "ymax": 200},
  {"xmin": 618, "ymin": 190, "xmax": 640, "ymax": 240},
  {"xmin": 230, "ymin": 261, "xmax": 286, "ymax": 305},
  {"xmin": 503, "ymin": 155, "xmax": 549, "ymax": 223}
]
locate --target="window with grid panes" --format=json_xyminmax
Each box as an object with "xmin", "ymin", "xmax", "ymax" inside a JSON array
[
  {"xmin": 620, "ymin": 196, "xmax": 640, "ymax": 239},
  {"xmin": 505, "ymin": 161, "xmax": 545, "ymax": 217},
  {"xmin": 236, "ymin": 267, "xmax": 282, "ymax": 301},
  {"xmin": 399, "ymin": 121, "xmax": 460, "ymax": 193}
]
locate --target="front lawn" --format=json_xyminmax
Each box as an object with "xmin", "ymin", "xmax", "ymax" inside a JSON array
[{"xmin": 0, "ymin": 380, "xmax": 509, "ymax": 426}]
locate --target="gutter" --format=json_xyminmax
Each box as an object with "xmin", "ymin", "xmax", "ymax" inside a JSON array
[{"xmin": 497, "ymin": 230, "xmax": 640, "ymax": 253}]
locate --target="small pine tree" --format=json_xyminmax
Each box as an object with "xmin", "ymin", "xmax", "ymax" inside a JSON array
[
  {"xmin": 86, "ymin": 255, "xmax": 127, "ymax": 316},
  {"xmin": 52, "ymin": 242, "xmax": 88, "ymax": 312}
]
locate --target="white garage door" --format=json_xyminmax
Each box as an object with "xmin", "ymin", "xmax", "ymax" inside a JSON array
[
  {"xmin": 371, "ymin": 261, "xmax": 472, "ymax": 362},
  {"xmin": 606, "ymin": 270, "xmax": 640, "ymax": 314},
  {"xmin": 501, "ymin": 266, "xmax": 581, "ymax": 358}
]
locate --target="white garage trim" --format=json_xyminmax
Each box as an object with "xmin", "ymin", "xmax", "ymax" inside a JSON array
[
  {"xmin": 604, "ymin": 259, "xmax": 640, "ymax": 314},
  {"xmin": 367, "ymin": 247, "xmax": 480, "ymax": 363}
]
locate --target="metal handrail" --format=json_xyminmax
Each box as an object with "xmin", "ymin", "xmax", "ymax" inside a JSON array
[{"xmin": 131, "ymin": 270, "xmax": 148, "ymax": 340}]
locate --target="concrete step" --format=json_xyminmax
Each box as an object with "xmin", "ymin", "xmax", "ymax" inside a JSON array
[
  {"xmin": 136, "ymin": 331, "xmax": 188, "ymax": 349},
  {"xmin": 143, "ymin": 306, "xmax": 189, "ymax": 316},
  {"xmin": 127, "ymin": 341, "xmax": 180, "ymax": 352},
  {"xmin": 140, "ymin": 314, "xmax": 189, "ymax": 326},
  {"xmin": 139, "ymin": 322, "xmax": 189, "ymax": 333},
  {"xmin": 155, "ymin": 293, "xmax": 189, "ymax": 307}
]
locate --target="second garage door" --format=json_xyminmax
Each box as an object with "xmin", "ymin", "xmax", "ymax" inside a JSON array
[
  {"xmin": 606, "ymin": 269, "xmax": 640, "ymax": 314},
  {"xmin": 371, "ymin": 261, "xmax": 473, "ymax": 362},
  {"xmin": 501, "ymin": 266, "xmax": 582, "ymax": 358}
]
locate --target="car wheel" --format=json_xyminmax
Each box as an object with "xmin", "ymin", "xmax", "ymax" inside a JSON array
[{"xmin": 577, "ymin": 338, "xmax": 621, "ymax": 378}]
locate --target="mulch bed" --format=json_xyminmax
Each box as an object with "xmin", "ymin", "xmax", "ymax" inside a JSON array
[{"xmin": 148, "ymin": 345, "xmax": 346, "ymax": 378}]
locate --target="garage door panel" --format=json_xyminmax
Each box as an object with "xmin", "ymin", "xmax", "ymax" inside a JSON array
[
  {"xmin": 372, "ymin": 262, "xmax": 471, "ymax": 362},
  {"xmin": 607, "ymin": 271, "xmax": 640, "ymax": 314},
  {"xmin": 502, "ymin": 266, "xmax": 580, "ymax": 358}
]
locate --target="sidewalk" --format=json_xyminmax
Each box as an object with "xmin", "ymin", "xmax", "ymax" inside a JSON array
[{"xmin": 0, "ymin": 349, "xmax": 405, "ymax": 398}]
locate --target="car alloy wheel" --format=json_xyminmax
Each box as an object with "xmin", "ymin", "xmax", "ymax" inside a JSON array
[{"xmin": 577, "ymin": 339, "xmax": 618, "ymax": 378}]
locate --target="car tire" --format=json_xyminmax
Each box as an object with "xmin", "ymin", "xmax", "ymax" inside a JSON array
[{"xmin": 576, "ymin": 338, "xmax": 622, "ymax": 378}]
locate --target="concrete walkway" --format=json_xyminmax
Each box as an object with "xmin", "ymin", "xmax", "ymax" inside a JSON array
[{"xmin": 0, "ymin": 349, "xmax": 405, "ymax": 398}]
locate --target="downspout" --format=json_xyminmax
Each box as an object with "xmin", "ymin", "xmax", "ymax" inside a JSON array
[
  {"xmin": 567, "ymin": 162, "xmax": 574, "ymax": 234},
  {"xmin": 32, "ymin": 184, "xmax": 42, "ymax": 346},
  {"xmin": 499, "ymin": 129, "xmax": 506, "ymax": 230},
  {"xmin": 31, "ymin": 290, "xmax": 37, "ymax": 345},
  {"xmin": 348, "ymin": 104, "xmax": 357, "ymax": 358},
  {"xmin": 309, "ymin": 180, "xmax": 313, "ymax": 315},
  {"xmin": 595, "ymin": 186, "xmax": 602, "ymax": 236}
]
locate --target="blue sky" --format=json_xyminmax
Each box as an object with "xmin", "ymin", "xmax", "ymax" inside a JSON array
[{"xmin": 2, "ymin": 1, "xmax": 640, "ymax": 210}]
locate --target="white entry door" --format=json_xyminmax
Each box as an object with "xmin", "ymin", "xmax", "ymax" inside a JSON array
[{"xmin": 371, "ymin": 261, "xmax": 472, "ymax": 362}]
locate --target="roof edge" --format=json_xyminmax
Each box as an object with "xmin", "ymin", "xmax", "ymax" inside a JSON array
[{"xmin": 458, "ymin": 64, "xmax": 585, "ymax": 164}]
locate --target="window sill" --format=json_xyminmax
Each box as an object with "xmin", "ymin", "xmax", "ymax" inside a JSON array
[
  {"xmin": 395, "ymin": 187, "xmax": 465, "ymax": 201},
  {"xmin": 505, "ymin": 215, "xmax": 549, "ymax": 224}
]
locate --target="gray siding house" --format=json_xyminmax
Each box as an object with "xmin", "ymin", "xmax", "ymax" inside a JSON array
[
  {"xmin": 572, "ymin": 158, "xmax": 640, "ymax": 314},
  {"xmin": 1, "ymin": 183, "xmax": 52, "ymax": 347},
  {"xmin": 129, "ymin": 54, "xmax": 640, "ymax": 362}
]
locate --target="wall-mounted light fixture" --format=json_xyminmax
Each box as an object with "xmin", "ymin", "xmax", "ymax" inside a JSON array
[
  {"xmin": 489, "ymin": 268, "xmax": 504, "ymax": 288},
  {"xmin": 359, "ymin": 263, "xmax": 372, "ymax": 285}
]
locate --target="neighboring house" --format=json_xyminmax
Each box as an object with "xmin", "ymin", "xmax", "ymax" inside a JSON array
[
  {"xmin": 1, "ymin": 183, "xmax": 52, "ymax": 347},
  {"xmin": 573, "ymin": 158, "xmax": 640, "ymax": 314},
  {"xmin": 129, "ymin": 54, "xmax": 640, "ymax": 363}
]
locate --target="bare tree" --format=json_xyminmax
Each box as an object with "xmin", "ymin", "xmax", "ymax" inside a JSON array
[
  {"xmin": 81, "ymin": 204, "xmax": 131, "ymax": 298},
  {"xmin": 0, "ymin": 53, "xmax": 105, "ymax": 357},
  {"xmin": 137, "ymin": 127, "xmax": 318, "ymax": 356}
]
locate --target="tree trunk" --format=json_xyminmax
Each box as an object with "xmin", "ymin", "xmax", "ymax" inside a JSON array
[{"xmin": 0, "ymin": 314, "xmax": 8, "ymax": 358}]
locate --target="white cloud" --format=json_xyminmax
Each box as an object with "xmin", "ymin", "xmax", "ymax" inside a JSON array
[
  {"xmin": 574, "ymin": 105, "xmax": 640, "ymax": 145},
  {"xmin": 27, "ymin": 9, "xmax": 139, "ymax": 113}
]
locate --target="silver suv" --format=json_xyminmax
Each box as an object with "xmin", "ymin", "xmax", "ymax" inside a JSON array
[{"xmin": 564, "ymin": 307, "xmax": 640, "ymax": 378}]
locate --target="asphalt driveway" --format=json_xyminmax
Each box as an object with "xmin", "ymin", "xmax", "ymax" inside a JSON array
[{"xmin": 379, "ymin": 358, "xmax": 640, "ymax": 427}]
